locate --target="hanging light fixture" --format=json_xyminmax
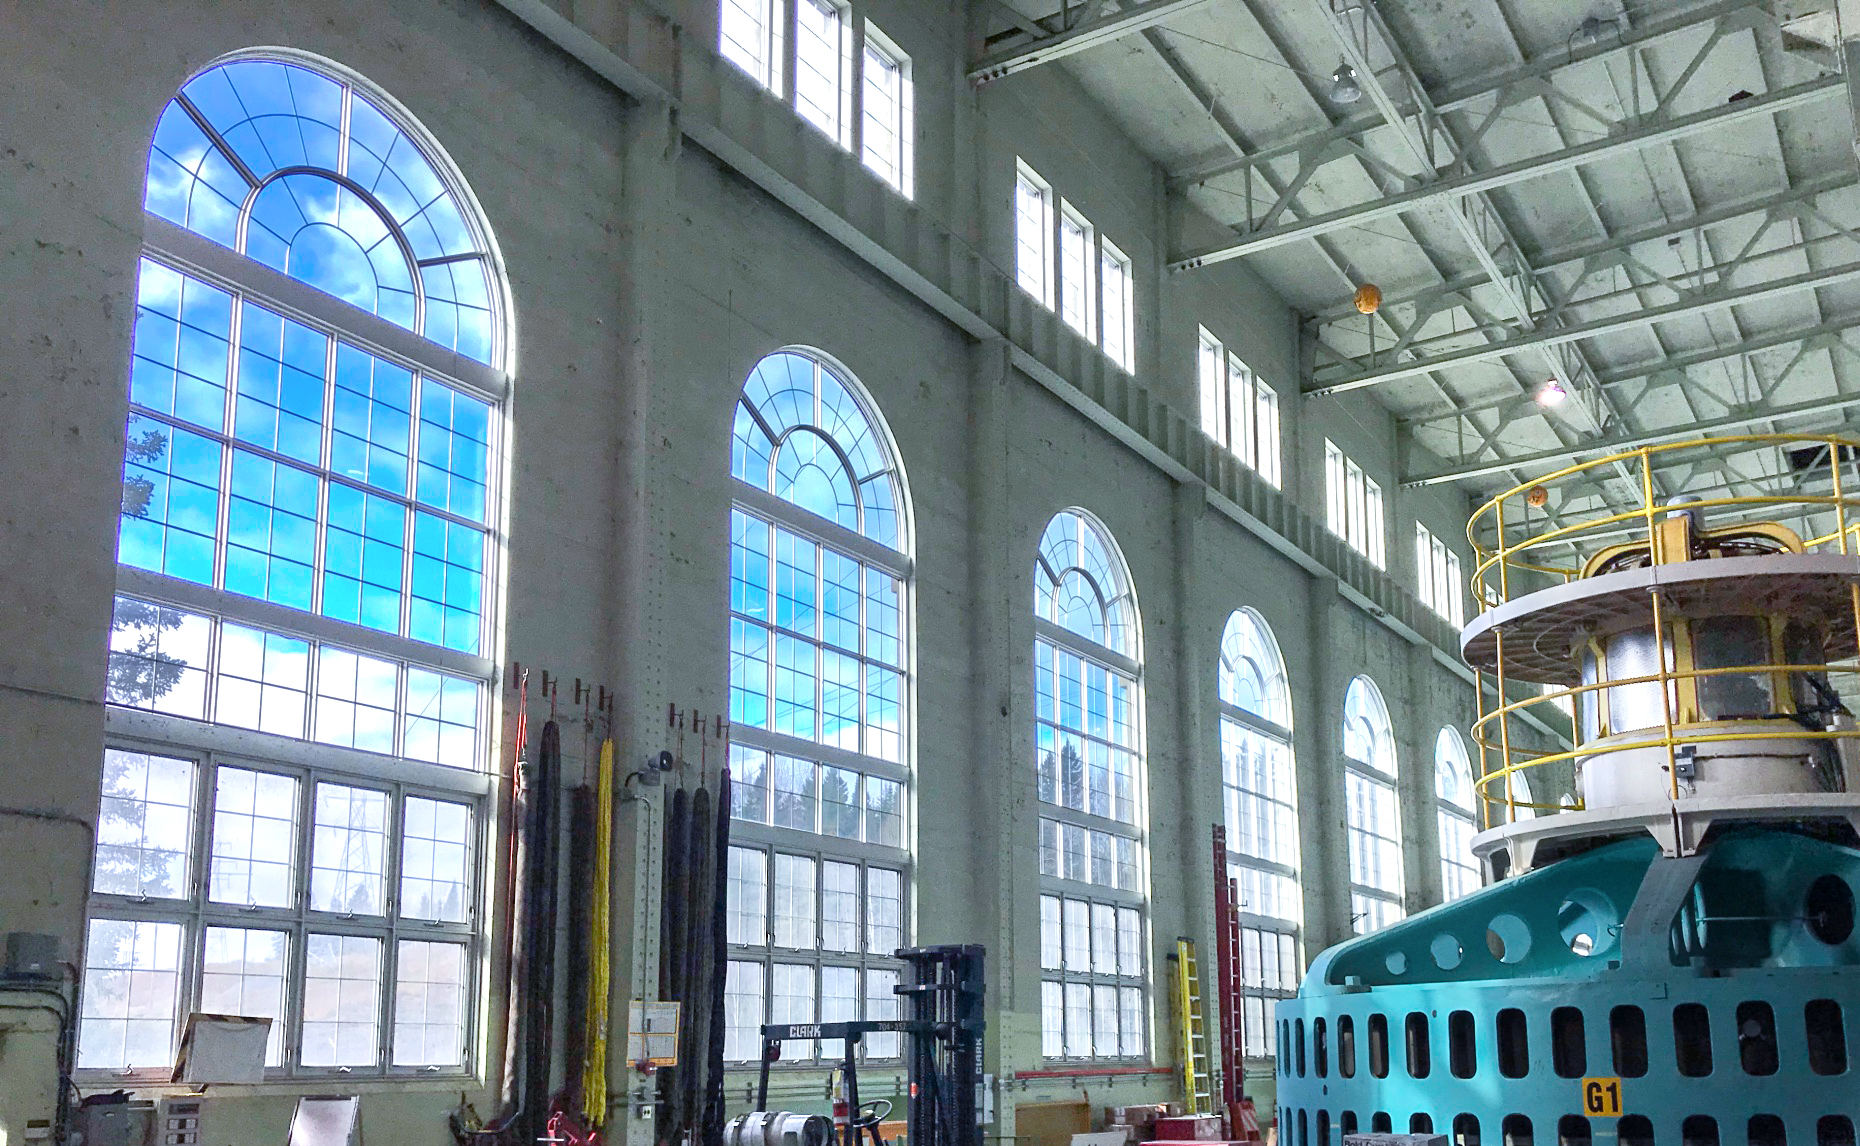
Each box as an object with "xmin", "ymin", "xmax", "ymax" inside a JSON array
[
  {"xmin": 1569, "ymin": 15, "xmax": 1613, "ymax": 49},
  {"xmin": 1330, "ymin": 62, "xmax": 1363, "ymax": 104},
  {"xmin": 1537, "ymin": 378, "xmax": 1569, "ymax": 407}
]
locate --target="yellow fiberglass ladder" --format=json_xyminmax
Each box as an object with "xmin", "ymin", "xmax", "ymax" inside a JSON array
[{"xmin": 1172, "ymin": 938, "xmax": 1214, "ymax": 1117}]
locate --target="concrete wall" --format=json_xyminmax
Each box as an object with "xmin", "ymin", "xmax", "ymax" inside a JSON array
[{"xmin": 0, "ymin": 0, "xmax": 1498, "ymax": 1142}]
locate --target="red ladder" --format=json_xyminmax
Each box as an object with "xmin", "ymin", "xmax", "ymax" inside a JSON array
[{"xmin": 1211, "ymin": 826, "xmax": 1249, "ymax": 1138}]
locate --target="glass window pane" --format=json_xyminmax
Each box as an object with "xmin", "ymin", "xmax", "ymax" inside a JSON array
[
  {"xmin": 309, "ymin": 783, "xmax": 388, "ymax": 915},
  {"xmin": 1041, "ymin": 895, "xmax": 1063, "ymax": 971},
  {"xmin": 215, "ymin": 623, "xmax": 309, "ymax": 737},
  {"xmin": 404, "ymin": 668, "xmax": 480, "ymax": 769},
  {"xmin": 730, "ymin": 745, "xmax": 771, "ymax": 824},
  {"xmin": 867, "ymin": 867, "xmax": 902, "ymax": 955},
  {"xmin": 209, "ymin": 767, "xmax": 298, "ymax": 908},
  {"xmin": 394, "ymin": 940, "xmax": 467, "ymax": 1066},
  {"xmin": 865, "ymin": 968, "xmax": 900, "ymax": 1057},
  {"xmin": 725, "ymin": 960, "xmax": 767, "ymax": 1061},
  {"xmin": 1063, "ymin": 898, "xmax": 1091, "ymax": 973},
  {"xmin": 302, "ymin": 933, "xmax": 381, "ymax": 1067},
  {"xmin": 822, "ymin": 861, "xmax": 860, "ymax": 952},
  {"xmin": 94, "ymin": 749, "xmax": 195, "ymax": 900},
  {"xmin": 201, "ymin": 926, "xmax": 289, "ymax": 1065},
  {"xmin": 400, "ymin": 797, "xmax": 472, "ymax": 922},
  {"xmin": 106, "ymin": 597, "xmax": 211, "ymax": 717},
  {"xmin": 1065, "ymin": 982, "xmax": 1092, "ymax": 1058},
  {"xmin": 313, "ymin": 645, "xmax": 398, "ymax": 754},
  {"xmin": 821, "ymin": 765, "xmax": 861, "ymax": 838},
  {"xmin": 773, "ymin": 853, "xmax": 817, "ymax": 950},
  {"xmin": 772, "ymin": 756, "xmax": 817, "ymax": 832},
  {"xmin": 729, "ymin": 846, "xmax": 769, "ymax": 945},
  {"xmin": 772, "ymin": 963, "xmax": 817, "ymax": 1046},
  {"xmin": 77, "ymin": 918, "xmax": 185, "ymax": 1069},
  {"xmin": 865, "ymin": 776, "xmax": 903, "ymax": 847},
  {"xmin": 821, "ymin": 965, "xmax": 858, "ymax": 1030},
  {"xmin": 1091, "ymin": 903, "xmax": 1117, "ymax": 974},
  {"xmin": 1042, "ymin": 980, "xmax": 1065, "ymax": 1057}
]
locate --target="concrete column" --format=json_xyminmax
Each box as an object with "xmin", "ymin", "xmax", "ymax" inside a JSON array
[
  {"xmin": 609, "ymin": 97, "xmax": 679, "ymax": 1146},
  {"xmin": 966, "ymin": 340, "xmax": 1037, "ymax": 1105},
  {"xmin": 1294, "ymin": 575, "xmax": 1352, "ymax": 954},
  {"xmin": 1401, "ymin": 638, "xmax": 1443, "ymax": 914},
  {"xmin": 1169, "ymin": 481, "xmax": 1226, "ymax": 1084}
]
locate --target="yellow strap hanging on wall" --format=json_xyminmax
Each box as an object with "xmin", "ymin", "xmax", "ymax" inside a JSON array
[{"xmin": 581, "ymin": 737, "xmax": 615, "ymax": 1127}]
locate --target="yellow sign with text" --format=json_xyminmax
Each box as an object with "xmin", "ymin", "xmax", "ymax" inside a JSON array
[{"xmin": 1582, "ymin": 1077, "xmax": 1623, "ymax": 1117}]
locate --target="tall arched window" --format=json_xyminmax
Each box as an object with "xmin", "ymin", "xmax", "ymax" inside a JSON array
[
  {"xmin": 1342, "ymin": 677, "xmax": 1403, "ymax": 934},
  {"xmin": 1034, "ymin": 510, "xmax": 1147, "ymax": 1060},
  {"xmin": 1435, "ymin": 729, "xmax": 1478, "ymax": 902},
  {"xmin": 1217, "ymin": 610, "xmax": 1298, "ymax": 1062},
  {"xmin": 85, "ymin": 54, "xmax": 508, "ymax": 1079},
  {"xmin": 723, "ymin": 350, "xmax": 910, "ymax": 1064}
]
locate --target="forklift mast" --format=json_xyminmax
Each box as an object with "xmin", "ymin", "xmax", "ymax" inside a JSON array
[{"xmin": 751, "ymin": 945, "xmax": 985, "ymax": 1146}]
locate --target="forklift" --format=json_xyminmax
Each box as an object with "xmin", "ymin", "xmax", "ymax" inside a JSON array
[{"xmin": 725, "ymin": 946, "xmax": 984, "ymax": 1146}]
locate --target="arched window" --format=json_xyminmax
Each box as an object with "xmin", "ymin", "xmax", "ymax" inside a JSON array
[
  {"xmin": 1218, "ymin": 610, "xmax": 1298, "ymax": 1062},
  {"xmin": 85, "ymin": 54, "xmax": 507, "ymax": 1079},
  {"xmin": 1034, "ymin": 510, "xmax": 1147, "ymax": 1060},
  {"xmin": 1343, "ymin": 677, "xmax": 1403, "ymax": 934},
  {"xmin": 723, "ymin": 350, "xmax": 910, "ymax": 1063},
  {"xmin": 1501, "ymin": 768, "xmax": 1538, "ymax": 823},
  {"xmin": 1435, "ymin": 729, "xmax": 1478, "ymax": 902}
]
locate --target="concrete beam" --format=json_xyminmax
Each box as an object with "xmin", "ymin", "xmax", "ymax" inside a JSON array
[{"xmin": 969, "ymin": 0, "xmax": 1209, "ymax": 83}]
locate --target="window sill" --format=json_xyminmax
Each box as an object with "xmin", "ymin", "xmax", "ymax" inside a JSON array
[{"xmin": 74, "ymin": 1072, "xmax": 485, "ymax": 1097}]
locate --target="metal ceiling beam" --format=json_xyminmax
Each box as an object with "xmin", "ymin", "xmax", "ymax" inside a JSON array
[
  {"xmin": 1308, "ymin": 0, "xmax": 1615, "ymax": 440},
  {"xmin": 1172, "ymin": 0, "xmax": 1768, "ymax": 187},
  {"xmin": 1406, "ymin": 391, "xmax": 1860, "ymax": 485},
  {"xmin": 1307, "ymin": 170, "xmax": 1859, "ymax": 328},
  {"xmin": 1167, "ymin": 74, "xmax": 1842, "ymax": 270},
  {"xmin": 969, "ymin": 0, "xmax": 1209, "ymax": 82},
  {"xmin": 1401, "ymin": 313, "xmax": 1860, "ymax": 427},
  {"xmin": 1309, "ymin": 256, "xmax": 1860, "ymax": 395}
]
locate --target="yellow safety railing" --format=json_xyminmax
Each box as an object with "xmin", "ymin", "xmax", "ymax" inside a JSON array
[{"xmin": 1463, "ymin": 434, "xmax": 1860, "ymax": 830}]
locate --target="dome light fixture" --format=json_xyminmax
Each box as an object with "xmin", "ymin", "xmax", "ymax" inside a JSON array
[
  {"xmin": 1537, "ymin": 378, "xmax": 1569, "ymax": 407},
  {"xmin": 1330, "ymin": 62, "xmax": 1363, "ymax": 104}
]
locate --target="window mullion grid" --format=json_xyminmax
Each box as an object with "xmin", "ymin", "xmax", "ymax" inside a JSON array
[{"xmin": 209, "ymin": 300, "xmax": 243, "ymax": 596}]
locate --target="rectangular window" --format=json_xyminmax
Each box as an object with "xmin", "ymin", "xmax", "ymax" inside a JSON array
[
  {"xmin": 861, "ymin": 28, "xmax": 912, "ymax": 196},
  {"xmin": 122, "ymin": 261, "xmax": 493, "ymax": 656},
  {"xmin": 1100, "ymin": 239, "xmax": 1134, "ymax": 373},
  {"xmin": 1226, "ymin": 354, "xmax": 1257, "ymax": 472},
  {"xmin": 1346, "ymin": 768, "xmax": 1404, "ymax": 934},
  {"xmin": 1324, "ymin": 441, "xmax": 1385, "ymax": 568},
  {"xmin": 1016, "ymin": 163, "xmax": 1054, "ymax": 308},
  {"xmin": 1059, "ymin": 203, "xmax": 1096, "ymax": 340},
  {"xmin": 102, "ymin": 243, "xmax": 494, "ymax": 1083},
  {"xmin": 1255, "ymin": 378, "xmax": 1281, "ymax": 488},
  {"xmin": 1198, "ymin": 330, "xmax": 1225, "ymax": 444},
  {"xmin": 721, "ymin": 0, "xmax": 783, "ymax": 93},
  {"xmin": 1038, "ymin": 890, "xmax": 1147, "ymax": 1060},
  {"xmin": 1416, "ymin": 525, "xmax": 1466, "ymax": 628},
  {"xmin": 78, "ymin": 749, "xmax": 479, "ymax": 1077},
  {"xmin": 1438, "ymin": 806, "xmax": 1478, "ymax": 901},
  {"xmin": 794, "ymin": 0, "xmax": 851, "ymax": 146}
]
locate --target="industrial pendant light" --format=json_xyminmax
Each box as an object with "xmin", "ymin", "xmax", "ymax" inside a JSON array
[{"xmin": 1330, "ymin": 61, "xmax": 1363, "ymax": 104}]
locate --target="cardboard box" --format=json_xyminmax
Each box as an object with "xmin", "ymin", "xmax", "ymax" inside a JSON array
[
  {"xmin": 1108, "ymin": 1107, "xmax": 1161, "ymax": 1127},
  {"xmin": 1155, "ymin": 1116, "xmax": 1224, "ymax": 1142}
]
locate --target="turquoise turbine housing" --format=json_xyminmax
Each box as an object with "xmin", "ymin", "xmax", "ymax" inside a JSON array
[{"xmin": 1272, "ymin": 831, "xmax": 1860, "ymax": 1146}]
